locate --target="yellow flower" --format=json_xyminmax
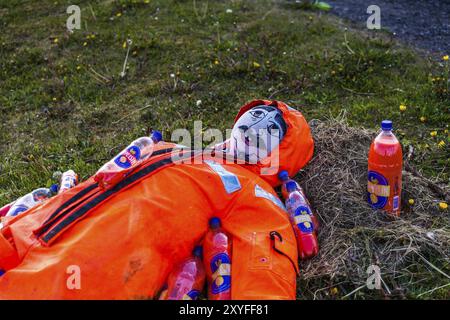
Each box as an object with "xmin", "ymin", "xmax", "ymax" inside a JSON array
[
  {"xmin": 122, "ymin": 41, "xmax": 127, "ymax": 49},
  {"xmin": 408, "ymin": 199, "xmax": 414, "ymax": 205},
  {"xmin": 214, "ymin": 59, "xmax": 219, "ymax": 65},
  {"xmin": 116, "ymin": 12, "xmax": 122, "ymax": 17},
  {"xmin": 53, "ymin": 38, "xmax": 59, "ymax": 43},
  {"xmin": 331, "ymin": 70, "xmax": 336, "ymax": 75},
  {"xmin": 445, "ymin": 129, "xmax": 448, "ymax": 134},
  {"xmin": 430, "ymin": 131, "xmax": 437, "ymax": 137},
  {"xmin": 252, "ymin": 61, "xmax": 261, "ymax": 68},
  {"xmin": 52, "ymin": 97, "xmax": 57, "ymax": 102},
  {"xmin": 439, "ymin": 202, "xmax": 448, "ymax": 210},
  {"xmin": 76, "ymin": 65, "xmax": 81, "ymax": 70},
  {"xmin": 420, "ymin": 116, "xmax": 426, "ymax": 122},
  {"xmin": 443, "ymin": 55, "xmax": 449, "ymax": 61},
  {"xmin": 83, "ymin": 42, "xmax": 87, "ymax": 46},
  {"xmin": 438, "ymin": 140, "xmax": 445, "ymax": 148},
  {"xmin": 330, "ymin": 287, "xmax": 338, "ymax": 295},
  {"xmin": 399, "ymin": 104, "xmax": 407, "ymax": 112}
]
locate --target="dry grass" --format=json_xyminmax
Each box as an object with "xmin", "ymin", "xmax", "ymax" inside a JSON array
[{"xmin": 295, "ymin": 115, "xmax": 450, "ymax": 299}]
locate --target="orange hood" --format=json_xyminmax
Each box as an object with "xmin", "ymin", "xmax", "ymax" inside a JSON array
[{"xmin": 234, "ymin": 99, "xmax": 314, "ymax": 187}]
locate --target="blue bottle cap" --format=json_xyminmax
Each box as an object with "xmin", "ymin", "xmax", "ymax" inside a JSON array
[
  {"xmin": 193, "ymin": 245, "xmax": 203, "ymax": 258},
  {"xmin": 50, "ymin": 184, "xmax": 59, "ymax": 194},
  {"xmin": 381, "ymin": 120, "xmax": 392, "ymax": 131},
  {"xmin": 151, "ymin": 130, "xmax": 163, "ymax": 143},
  {"xmin": 286, "ymin": 181, "xmax": 297, "ymax": 192},
  {"xmin": 278, "ymin": 170, "xmax": 289, "ymax": 182},
  {"xmin": 209, "ymin": 217, "xmax": 221, "ymax": 229}
]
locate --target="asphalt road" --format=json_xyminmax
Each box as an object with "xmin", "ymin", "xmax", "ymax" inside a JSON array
[{"xmin": 327, "ymin": 0, "xmax": 450, "ymax": 54}]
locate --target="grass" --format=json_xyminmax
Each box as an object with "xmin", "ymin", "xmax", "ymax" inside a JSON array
[{"xmin": 0, "ymin": 0, "xmax": 448, "ymax": 298}]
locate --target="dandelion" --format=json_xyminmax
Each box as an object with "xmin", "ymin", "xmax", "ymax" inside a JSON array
[
  {"xmin": 214, "ymin": 59, "xmax": 219, "ymax": 65},
  {"xmin": 83, "ymin": 42, "xmax": 87, "ymax": 46},
  {"xmin": 399, "ymin": 104, "xmax": 407, "ymax": 112},
  {"xmin": 53, "ymin": 38, "xmax": 59, "ymax": 44},
  {"xmin": 430, "ymin": 131, "xmax": 437, "ymax": 137},
  {"xmin": 443, "ymin": 55, "xmax": 449, "ymax": 61},
  {"xmin": 116, "ymin": 12, "xmax": 122, "ymax": 17},
  {"xmin": 52, "ymin": 97, "xmax": 57, "ymax": 102},
  {"xmin": 252, "ymin": 61, "xmax": 261, "ymax": 68},
  {"xmin": 438, "ymin": 140, "xmax": 445, "ymax": 148},
  {"xmin": 420, "ymin": 116, "xmax": 426, "ymax": 122},
  {"xmin": 408, "ymin": 199, "xmax": 414, "ymax": 205},
  {"xmin": 76, "ymin": 66, "xmax": 81, "ymax": 70},
  {"xmin": 439, "ymin": 202, "xmax": 448, "ymax": 210}
]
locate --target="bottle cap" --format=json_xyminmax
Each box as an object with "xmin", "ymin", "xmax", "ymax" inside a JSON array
[
  {"xmin": 381, "ymin": 120, "xmax": 392, "ymax": 131},
  {"xmin": 286, "ymin": 181, "xmax": 297, "ymax": 192},
  {"xmin": 193, "ymin": 245, "xmax": 203, "ymax": 258},
  {"xmin": 278, "ymin": 170, "xmax": 289, "ymax": 182},
  {"xmin": 50, "ymin": 184, "xmax": 59, "ymax": 194},
  {"xmin": 151, "ymin": 130, "xmax": 163, "ymax": 143},
  {"xmin": 209, "ymin": 217, "xmax": 221, "ymax": 229}
]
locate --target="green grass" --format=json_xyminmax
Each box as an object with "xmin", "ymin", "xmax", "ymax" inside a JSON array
[{"xmin": 0, "ymin": 0, "xmax": 449, "ymax": 298}]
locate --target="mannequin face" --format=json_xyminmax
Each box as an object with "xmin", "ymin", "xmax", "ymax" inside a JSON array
[{"xmin": 229, "ymin": 105, "xmax": 287, "ymax": 163}]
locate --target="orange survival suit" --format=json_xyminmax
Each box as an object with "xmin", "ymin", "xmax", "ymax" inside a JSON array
[{"xmin": 0, "ymin": 99, "xmax": 314, "ymax": 299}]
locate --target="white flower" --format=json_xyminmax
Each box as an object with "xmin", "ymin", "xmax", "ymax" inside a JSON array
[
  {"xmin": 226, "ymin": 9, "xmax": 233, "ymax": 13},
  {"xmin": 170, "ymin": 73, "xmax": 175, "ymax": 78},
  {"xmin": 196, "ymin": 100, "xmax": 202, "ymax": 106}
]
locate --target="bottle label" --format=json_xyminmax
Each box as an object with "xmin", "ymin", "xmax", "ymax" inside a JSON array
[
  {"xmin": 210, "ymin": 252, "xmax": 231, "ymax": 294},
  {"xmin": 294, "ymin": 206, "xmax": 314, "ymax": 233},
  {"xmin": 367, "ymin": 171, "xmax": 390, "ymax": 209},
  {"xmin": 182, "ymin": 289, "xmax": 200, "ymax": 300},
  {"xmin": 32, "ymin": 189, "xmax": 50, "ymax": 202},
  {"xmin": 114, "ymin": 146, "xmax": 141, "ymax": 169},
  {"xmin": 8, "ymin": 205, "xmax": 28, "ymax": 217}
]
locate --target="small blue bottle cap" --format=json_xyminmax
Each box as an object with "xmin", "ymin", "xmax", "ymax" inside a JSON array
[
  {"xmin": 50, "ymin": 184, "xmax": 59, "ymax": 194},
  {"xmin": 193, "ymin": 245, "xmax": 203, "ymax": 258},
  {"xmin": 278, "ymin": 170, "xmax": 289, "ymax": 182},
  {"xmin": 151, "ymin": 130, "xmax": 163, "ymax": 143},
  {"xmin": 209, "ymin": 217, "xmax": 221, "ymax": 229},
  {"xmin": 286, "ymin": 181, "xmax": 297, "ymax": 192},
  {"xmin": 381, "ymin": 120, "xmax": 392, "ymax": 131}
]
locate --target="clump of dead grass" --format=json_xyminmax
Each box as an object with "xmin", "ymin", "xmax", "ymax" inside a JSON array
[{"xmin": 295, "ymin": 115, "xmax": 450, "ymax": 299}]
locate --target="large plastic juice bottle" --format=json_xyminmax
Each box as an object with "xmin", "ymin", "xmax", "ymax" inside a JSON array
[
  {"xmin": 162, "ymin": 246, "xmax": 205, "ymax": 300},
  {"xmin": 94, "ymin": 131, "xmax": 162, "ymax": 190},
  {"xmin": 367, "ymin": 120, "xmax": 403, "ymax": 215},
  {"xmin": 285, "ymin": 181, "xmax": 319, "ymax": 259},
  {"xmin": 58, "ymin": 170, "xmax": 79, "ymax": 194},
  {"xmin": 278, "ymin": 170, "xmax": 319, "ymax": 231},
  {"xmin": 203, "ymin": 217, "xmax": 232, "ymax": 300}
]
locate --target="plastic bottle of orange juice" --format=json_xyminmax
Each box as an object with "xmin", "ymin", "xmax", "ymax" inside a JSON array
[{"xmin": 367, "ymin": 120, "xmax": 403, "ymax": 215}]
